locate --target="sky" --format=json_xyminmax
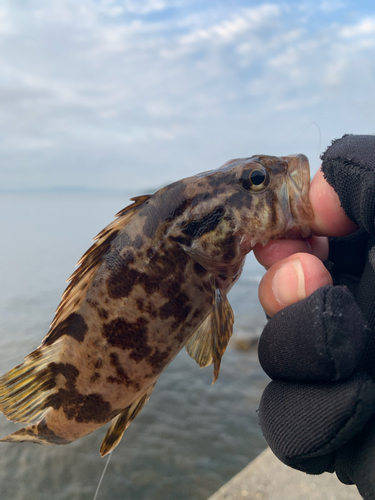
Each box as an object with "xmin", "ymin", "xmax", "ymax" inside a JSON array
[{"xmin": 1, "ymin": 0, "xmax": 375, "ymax": 192}]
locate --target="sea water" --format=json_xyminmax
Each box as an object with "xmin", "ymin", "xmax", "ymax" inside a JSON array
[{"xmin": 0, "ymin": 192, "xmax": 269, "ymax": 500}]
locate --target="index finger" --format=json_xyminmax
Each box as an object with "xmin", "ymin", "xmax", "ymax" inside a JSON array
[{"xmin": 309, "ymin": 168, "xmax": 359, "ymax": 237}]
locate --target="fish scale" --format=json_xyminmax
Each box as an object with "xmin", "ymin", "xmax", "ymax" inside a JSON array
[{"xmin": 0, "ymin": 154, "xmax": 313, "ymax": 456}]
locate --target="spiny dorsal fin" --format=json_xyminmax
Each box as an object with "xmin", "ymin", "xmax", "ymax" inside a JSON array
[
  {"xmin": 185, "ymin": 275, "xmax": 234, "ymax": 384},
  {"xmin": 43, "ymin": 195, "xmax": 151, "ymax": 346},
  {"xmin": 100, "ymin": 382, "xmax": 156, "ymax": 457}
]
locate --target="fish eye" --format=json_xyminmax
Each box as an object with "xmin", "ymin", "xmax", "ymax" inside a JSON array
[{"xmin": 240, "ymin": 167, "xmax": 270, "ymax": 192}]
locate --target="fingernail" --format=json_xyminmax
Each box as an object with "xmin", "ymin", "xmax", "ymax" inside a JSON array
[{"xmin": 272, "ymin": 258, "xmax": 306, "ymax": 306}]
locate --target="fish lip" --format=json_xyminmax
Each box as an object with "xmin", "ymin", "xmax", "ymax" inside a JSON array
[
  {"xmin": 282, "ymin": 154, "xmax": 313, "ymax": 238},
  {"xmin": 286, "ymin": 153, "xmax": 310, "ymax": 197}
]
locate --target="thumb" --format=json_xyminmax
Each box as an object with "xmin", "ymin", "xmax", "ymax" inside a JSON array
[{"xmin": 258, "ymin": 253, "xmax": 332, "ymax": 317}]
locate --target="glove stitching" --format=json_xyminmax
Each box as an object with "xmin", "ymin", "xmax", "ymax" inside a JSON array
[{"xmin": 321, "ymin": 287, "xmax": 339, "ymax": 381}]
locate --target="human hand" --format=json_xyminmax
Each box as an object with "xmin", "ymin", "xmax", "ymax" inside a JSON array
[
  {"xmin": 254, "ymin": 135, "xmax": 375, "ymax": 499},
  {"xmin": 255, "ymin": 167, "xmax": 358, "ymax": 317}
]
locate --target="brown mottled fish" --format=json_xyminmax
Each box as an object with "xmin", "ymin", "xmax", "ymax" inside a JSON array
[{"xmin": 0, "ymin": 154, "xmax": 313, "ymax": 456}]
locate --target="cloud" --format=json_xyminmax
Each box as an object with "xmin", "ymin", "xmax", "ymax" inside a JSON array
[
  {"xmin": 118, "ymin": 0, "xmax": 168, "ymax": 15},
  {"xmin": 274, "ymin": 96, "xmax": 321, "ymax": 112},
  {"xmin": 0, "ymin": 7, "xmax": 14, "ymax": 34},
  {"xmin": 0, "ymin": 136, "xmax": 56, "ymax": 152},
  {"xmin": 318, "ymin": 0, "xmax": 346, "ymax": 13},
  {"xmin": 340, "ymin": 16, "xmax": 375, "ymax": 37},
  {"xmin": 0, "ymin": 1, "xmax": 375, "ymax": 191},
  {"xmin": 179, "ymin": 4, "xmax": 280, "ymax": 45}
]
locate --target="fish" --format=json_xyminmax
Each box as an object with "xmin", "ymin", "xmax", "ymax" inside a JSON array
[{"xmin": 0, "ymin": 154, "xmax": 313, "ymax": 457}]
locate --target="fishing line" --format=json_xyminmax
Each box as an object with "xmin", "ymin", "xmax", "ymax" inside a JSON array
[
  {"xmin": 290, "ymin": 121, "xmax": 322, "ymax": 160},
  {"xmin": 92, "ymin": 451, "xmax": 113, "ymax": 500}
]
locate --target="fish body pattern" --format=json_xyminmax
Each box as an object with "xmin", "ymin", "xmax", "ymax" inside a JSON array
[{"xmin": 0, "ymin": 154, "xmax": 313, "ymax": 456}]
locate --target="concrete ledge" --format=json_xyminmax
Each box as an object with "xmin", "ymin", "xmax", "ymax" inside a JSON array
[{"xmin": 207, "ymin": 448, "xmax": 362, "ymax": 500}]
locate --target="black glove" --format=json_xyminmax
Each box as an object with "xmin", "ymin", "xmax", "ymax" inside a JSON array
[{"xmin": 257, "ymin": 134, "xmax": 375, "ymax": 499}]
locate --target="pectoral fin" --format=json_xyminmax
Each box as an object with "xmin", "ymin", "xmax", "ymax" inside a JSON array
[
  {"xmin": 185, "ymin": 275, "xmax": 234, "ymax": 384},
  {"xmin": 185, "ymin": 314, "xmax": 213, "ymax": 368},
  {"xmin": 211, "ymin": 282, "xmax": 234, "ymax": 384},
  {"xmin": 100, "ymin": 382, "xmax": 156, "ymax": 457}
]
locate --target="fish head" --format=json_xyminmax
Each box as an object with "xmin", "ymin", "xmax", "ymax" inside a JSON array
[
  {"xmin": 234, "ymin": 153, "xmax": 313, "ymax": 249},
  {"xmin": 175, "ymin": 154, "xmax": 313, "ymax": 277}
]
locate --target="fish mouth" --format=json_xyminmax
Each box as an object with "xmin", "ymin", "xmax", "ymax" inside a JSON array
[{"xmin": 282, "ymin": 154, "xmax": 314, "ymax": 238}]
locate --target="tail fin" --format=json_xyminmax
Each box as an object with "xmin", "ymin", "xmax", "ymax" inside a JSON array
[{"xmin": 0, "ymin": 341, "xmax": 62, "ymax": 425}]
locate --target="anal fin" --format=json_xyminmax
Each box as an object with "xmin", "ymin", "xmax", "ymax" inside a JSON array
[
  {"xmin": 100, "ymin": 382, "xmax": 156, "ymax": 457},
  {"xmin": 0, "ymin": 419, "xmax": 71, "ymax": 445}
]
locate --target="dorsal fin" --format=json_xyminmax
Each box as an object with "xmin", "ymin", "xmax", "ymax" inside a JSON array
[{"xmin": 43, "ymin": 195, "xmax": 151, "ymax": 346}]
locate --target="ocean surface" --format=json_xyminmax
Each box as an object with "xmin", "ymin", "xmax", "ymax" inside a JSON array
[{"xmin": 0, "ymin": 192, "xmax": 269, "ymax": 500}]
